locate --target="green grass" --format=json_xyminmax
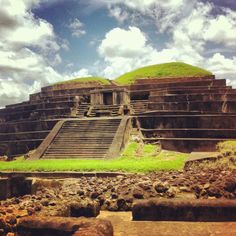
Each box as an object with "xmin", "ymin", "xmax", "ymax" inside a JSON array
[
  {"xmin": 56, "ymin": 76, "xmax": 111, "ymax": 85},
  {"xmin": 0, "ymin": 142, "xmax": 188, "ymax": 173},
  {"xmin": 115, "ymin": 62, "xmax": 212, "ymax": 85}
]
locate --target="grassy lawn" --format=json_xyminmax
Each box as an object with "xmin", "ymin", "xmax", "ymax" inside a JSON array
[
  {"xmin": 56, "ymin": 76, "xmax": 111, "ymax": 85},
  {"xmin": 115, "ymin": 62, "xmax": 212, "ymax": 85},
  {"xmin": 0, "ymin": 142, "xmax": 188, "ymax": 173}
]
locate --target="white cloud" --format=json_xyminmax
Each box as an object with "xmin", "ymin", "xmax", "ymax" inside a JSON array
[
  {"xmin": 108, "ymin": 6, "xmax": 129, "ymax": 23},
  {"xmin": 206, "ymin": 53, "xmax": 236, "ymax": 84},
  {"xmin": 100, "ymin": 0, "xmax": 193, "ymax": 32},
  {"xmin": 98, "ymin": 27, "xmax": 148, "ymax": 58},
  {"xmin": 69, "ymin": 18, "xmax": 86, "ymax": 38},
  {"xmin": 60, "ymin": 68, "xmax": 92, "ymax": 84},
  {"xmin": 0, "ymin": 0, "xmax": 59, "ymax": 52},
  {"xmin": 62, "ymin": 69, "xmax": 92, "ymax": 82},
  {"xmin": 204, "ymin": 11, "xmax": 236, "ymax": 47},
  {"xmin": 0, "ymin": 0, "xmax": 64, "ymax": 106}
]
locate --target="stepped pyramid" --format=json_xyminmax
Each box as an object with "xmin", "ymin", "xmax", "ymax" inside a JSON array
[{"xmin": 0, "ymin": 63, "xmax": 236, "ymax": 158}]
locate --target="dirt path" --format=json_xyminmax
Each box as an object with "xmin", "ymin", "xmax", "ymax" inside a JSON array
[{"xmin": 98, "ymin": 211, "xmax": 236, "ymax": 236}]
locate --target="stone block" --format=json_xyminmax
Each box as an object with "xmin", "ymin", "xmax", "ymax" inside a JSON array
[
  {"xmin": 9, "ymin": 175, "xmax": 32, "ymax": 197},
  {"xmin": 0, "ymin": 178, "xmax": 10, "ymax": 200},
  {"xmin": 132, "ymin": 199, "xmax": 236, "ymax": 221},
  {"xmin": 70, "ymin": 201, "xmax": 100, "ymax": 218},
  {"xmin": 17, "ymin": 216, "xmax": 113, "ymax": 236}
]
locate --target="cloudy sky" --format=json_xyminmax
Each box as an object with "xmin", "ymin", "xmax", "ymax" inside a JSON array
[{"xmin": 0, "ymin": 0, "xmax": 236, "ymax": 106}]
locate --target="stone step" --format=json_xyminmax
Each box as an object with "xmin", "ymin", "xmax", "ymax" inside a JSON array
[
  {"xmin": 46, "ymin": 152, "xmax": 109, "ymax": 156},
  {"xmin": 55, "ymin": 133, "xmax": 116, "ymax": 136},
  {"xmin": 51, "ymin": 144, "xmax": 112, "ymax": 147},
  {"xmin": 61, "ymin": 128, "xmax": 120, "ymax": 131},
  {"xmin": 45, "ymin": 151, "xmax": 108, "ymax": 154},
  {"xmin": 88, "ymin": 105, "xmax": 122, "ymax": 117},
  {"xmin": 44, "ymin": 151, "xmax": 107, "ymax": 155},
  {"xmin": 44, "ymin": 150, "xmax": 108, "ymax": 153},
  {"xmin": 54, "ymin": 135, "xmax": 113, "ymax": 138},
  {"xmin": 63, "ymin": 124, "xmax": 120, "ymax": 127},
  {"xmin": 52, "ymin": 141, "xmax": 112, "ymax": 144},
  {"xmin": 46, "ymin": 147, "xmax": 110, "ymax": 151},
  {"xmin": 52, "ymin": 142, "xmax": 111, "ymax": 145},
  {"xmin": 45, "ymin": 152, "xmax": 108, "ymax": 156},
  {"xmin": 54, "ymin": 138, "xmax": 114, "ymax": 141},
  {"xmin": 51, "ymin": 144, "xmax": 112, "ymax": 148},
  {"xmin": 65, "ymin": 120, "xmax": 121, "ymax": 123},
  {"xmin": 48, "ymin": 143, "xmax": 111, "ymax": 147},
  {"xmin": 92, "ymin": 108, "xmax": 120, "ymax": 111},
  {"xmin": 42, "ymin": 155, "xmax": 106, "ymax": 158},
  {"xmin": 59, "ymin": 131, "xmax": 118, "ymax": 134},
  {"xmin": 53, "ymin": 136, "xmax": 113, "ymax": 139},
  {"xmin": 62, "ymin": 125, "xmax": 120, "ymax": 128},
  {"xmin": 61, "ymin": 124, "xmax": 120, "ymax": 127}
]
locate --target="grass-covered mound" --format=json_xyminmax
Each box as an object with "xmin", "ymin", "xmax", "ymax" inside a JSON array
[
  {"xmin": 56, "ymin": 76, "xmax": 111, "ymax": 85},
  {"xmin": 0, "ymin": 142, "xmax": 188, "ymax": 173},
  {"xmin": 115, "ymin": 62, "xmax": 213, "ymax": 85}
]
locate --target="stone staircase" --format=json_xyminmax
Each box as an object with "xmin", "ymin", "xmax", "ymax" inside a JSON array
[
  {"xmin": 76, "ymin": 103, "xmax": 90, "ymax": 117},
  {"xmin": 130, "ymin": 100, "xmax": 148, "ymax": 114},
  {"xmin": 42, "ymin": 118, "xmax": 122, "ymax": 158},
  {"xmin": 88, "ymin": 105, "xmax": 122, "ymax": 117}
]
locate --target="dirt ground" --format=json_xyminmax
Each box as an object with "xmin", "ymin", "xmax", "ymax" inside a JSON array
[{"xmin": 98, "ymin": 211, "xmax": 236, "ymax": 236}]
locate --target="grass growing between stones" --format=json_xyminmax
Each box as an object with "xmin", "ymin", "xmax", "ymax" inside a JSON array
[
  {"xmin": 0, "ymin": 142, "xmax": 188, "ymax": 173},
  {"xmin": 115, "ymin": 62, "xmax": 212, "ymax": 85}
]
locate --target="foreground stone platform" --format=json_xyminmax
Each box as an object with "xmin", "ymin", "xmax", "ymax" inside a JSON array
[
  {"xmin": 132, "ymin": 199, "xmax": 236, "ymax": 221},
  {"xmin": 17, "ymin": 216, "xmax": 113, "ymax": 236}
]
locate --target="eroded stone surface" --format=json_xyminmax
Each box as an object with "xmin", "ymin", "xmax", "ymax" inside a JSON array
[
  {"xmin": 132, "ymin": 198, "xmax": 236, "ymax": 221},
  {"xmin": 17, "ymin": 216, "xmax": 113, "ymax": 236}
]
